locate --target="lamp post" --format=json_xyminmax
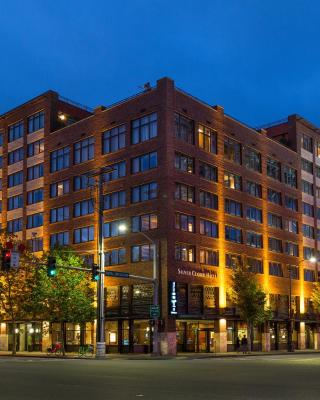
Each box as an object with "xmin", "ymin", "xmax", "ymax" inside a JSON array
[
  {"xmin": 118, "ymin": 224, "xmax": 160, "ymax": 356},
  {"xmin": 287, "ymin": 256, "xmax": 317, "ymax": 352}
]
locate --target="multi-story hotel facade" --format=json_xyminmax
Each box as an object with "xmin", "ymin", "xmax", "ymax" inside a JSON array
[{"xmin": 0, "ymin": 77, "xmax": 319, "ymax": 354}]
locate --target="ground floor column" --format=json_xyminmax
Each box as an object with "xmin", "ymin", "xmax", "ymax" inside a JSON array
[
  {"xmin": 160, "ymin": 318, "xmax": 177, "ymax": 356},
  {"xmin": 214, "ymin": 318, "xmax": 227, "ymax": 353},
  {"xmin": 298, "ymin": 322, "xmax": 306, "ymax": 350},
  {"xmin": 261, "ymin": 323, "xmax": 271, "ymax": 352},
  {"xmin": 314, "ymin": 326, "xmax": 320, "ymax": 350}
]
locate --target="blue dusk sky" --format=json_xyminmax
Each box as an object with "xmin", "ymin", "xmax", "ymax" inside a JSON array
[{"xmin": 1, "ymin": 0, "xmax": 320, "ymax": 127}]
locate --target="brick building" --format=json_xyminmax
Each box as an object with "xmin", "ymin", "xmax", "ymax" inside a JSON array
[{"xmin": 0, "ymin": 78, "xmax": 319, "ymax": 354}]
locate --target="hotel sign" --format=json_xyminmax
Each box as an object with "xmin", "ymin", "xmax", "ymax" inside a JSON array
[
  {"xmin": 177, "ymin": 267, "xmax": 217, "ymax": 279},
  {"xmin": 168, "ymin": 281, "xmax": 178, "ymax": 316}
]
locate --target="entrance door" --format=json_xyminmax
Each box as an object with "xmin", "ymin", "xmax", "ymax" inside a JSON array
[{"xmin": 197, "ymin": 329, "xmax": 215, "ymax": 353}]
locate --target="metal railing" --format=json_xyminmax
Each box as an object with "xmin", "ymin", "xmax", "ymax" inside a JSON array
[{"xmin": 58, "ymin": 95, "xmax": 94, "ymax": 113}]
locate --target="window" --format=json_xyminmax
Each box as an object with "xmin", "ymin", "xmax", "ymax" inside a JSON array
[
  {"xmin": 285, "ymin": 242, "xmax": 299, "ymax": 257},
  {"xmin": 74, "ymin": 226, "xmax": 94, "ymax": 243},
  {"xmin": 224, "ymin": 172, "xmax": 242, "ymax": 190},
  {"xmin": 226, "ymin": 253, "xmax": 242, "ymax": 268},
  {"xmin": 105, "ymin": 248, "xmax": 126, "ymax": 266},
  {"xmin": 246, "ymin": 206, "xmax": 262, "ymax": 223},
  {"xmin": 200, "ymin": 190, "xmax": 218, "ymax": 210},
  {"xmin": 316, "ymin": 187, "xmax": 320, "ymax": 199},
  {"xmin": 8, "ymin": 171, "xmax": 23, "ymax": 187},
  {"xmin": 50, "ymin": 180, "xmax": 69, "ymax": 198},
  {"xmin": 268, "ymin": 237, "xmax": 282, "ymax": 253},
  {"xmin": 175, "ymin": 183, "xmax": 195, "ymax": 203},
  {"xmin": 131, "ymin": 244, "xmax": 154, "ymax": 262},
  {"xmin": 131, "ymin": 151, "xmax": 158, "ymax": 174},
  {"xmin": 267, "ymin": 158, "xmax": 281, "ymax": 181},
  {"xmin": 27, "ymin": 213, "xmax": 43, "ymax": 228},
  {"xmin": 198, "ymin": 125, "xmax": 217, "ymax": 153},
  {"xmin": 103, "ymin": 220, "xmax": 126, "ymax": 238},
  {"xmin": 132, "ymin": 214, "xmax": 158, "ymax": 232},
  {"xmin": 8, "ymin": 147, "xmax": 23, "ymax": 165},
  {"xmin": 284, "ymin": 219, "xmax": 298, "ymax": 234},
  {"xmin": 289, "ymin": 266, "xmax": 299, "ymax": 280},
  {"xmin": 7, "ymin": 218, "xmax": 23, "ymax": 233},
  {"xmin": 27, "ymin": 163, "xmax": 43, "ymax": 180},
  {"xmin": 269, "ymin": 262, "xmax": 283, "ymax": 277},
  {"xmin": 50, "ymin": 146, "xmax": 70, "ymax": 172},
  {"xmin": 268, "ymin": 213, "xmax": 282, "ymax": 229},
  {"xmin": 199, "ymin": 248, "xmax": 219, "ymax": 266},
  {"xmin": 224, "ymin": 137, "xmax": 241, "ymax": 164},
  {"xmin": 303, "ymin": 202, "xmax": 314, "ymax": 217},
  {"xmin": 225, "ymin": 226, "xmax": 242, "ymax": 243},
  {"xmin": 131, "ymin": 113, "xmax": 157, "ymax": 144},
  {"xmin": 174, "ymin": 113, "xmax": 194, "ymax": 144},
  {"xmin": 244, "ymin": 147, "xmax": 261, "ymax": 172},
  {"xmin": 74, "ymin": 136, "xmax": 94, "ymax": 164},
  {"xmin": 8, "ymin": 121, "xmax": 24, "ymax": 142},
  {"xmin": 102, "ymin": 124, "xmax": 125, "ymax": 154},
  {"xmin": 199, "ymin": 162, "xmax": 217, "ymax": 182},
  {"xmin": 175, "ymin": 243, "xmax": 196, "ymax": 262},
  {"xmin": 302, "ymin": 134, "xmax": 313, "ymax": 153},
  {"xmin": 103, "ymin": 190, "xmax": 126, "ymax": 209},
  {"xmin": 283, "ymin": 166, "xmax": 297, "ymax": 188},
  {"xmin": 247, "ymin": 258, "xmax": 263, "ymax": 274},
  {"xmin": 302, "ymin": 180, "xmax": 314, "ymax": 196},
  {"xmin": 317, "ymin": 208, "xmax": 320, "ymax": 220},
  {"xmin": 50, "ymin": 231, "xmax": 69, "ymax": 247},
  {"xmin": 268, "ymin": 188, "xmax": 282, "ymax": 205},
  {"xmin": 285, "ymin": 196, "xmax": 298, "ymax": 212},
  {"xmin": 304, "ymin": 269, "xmax": 315, "ymax": 282},
  {"xmin": 27, "ymin": 188, "xmax": 43, "ymax": 205},
  {"xmin": 131, "ymin": 182, "xmax": 157, "ymax": 203},
  {"xmin": 200, "ymin": 219, "xmax": 218, "ymax": 238},
  {"xmin": 7, "ymin": 194, "xmax": 23, "ymax": 210},
  {"xmin": 74, "ymin": 173, "xmax": 95, "ymax": 191},
  {"xmin": 175, "ymin": 213, "xmax": 195, "ymax": 233},
  {"xmin": 0, "ymin": 133, "xmax": 3, "ymax": 147},
  {"xmin": 304, "ymin": 247, "xmax": 315, "ymax": 260},
  {"xmin": 246, "ymin": 231, "xmax": 263, "ymax": 248},
  {"xmin": 103, "ymin": 161, "xmax": 126, "ymax": 182},
  {"xmin": 225, "ymin": 199, "xmax": 242, "ymax": 217},
  {"xmin": 246, "ymin": 181, "xmax": 262, "ymax": 198},
  {"xmin": 174, "ymin": 152, "xmax": 194, "ymax": 173},
  {"xmin": 27, "ymin": 237, "xmax": 43, "ymax": 252},
  {"xmin": 50, "ymin": 206, "xmax": 69, "ymax": 223},
  {"xmin": 303, "ymin": 224, "xmax": 315, "ymax": 239},
  {"xmin": 27, "ymin": 139, "xmax": 44, "ymax": 157},
  {"xmin": 28, "ymin": 111, "xmax": 44, "ymax": 133},
  {"xmin": 301, "ymin": 158, "xmax": 313, "ymax": 174},
  {"xmin": 74, "ymin": 199, "xmax": 94, "ymax": 217}
]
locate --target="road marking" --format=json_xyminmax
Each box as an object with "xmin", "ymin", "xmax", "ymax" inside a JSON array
[{"xmin": 136, "ymin": 394, "xmax": 144, "ymax": 397}]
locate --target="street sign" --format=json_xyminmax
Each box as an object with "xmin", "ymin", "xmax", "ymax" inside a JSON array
[
  {"xmin": 10, "ymin": 252, "xmax": 20, "ymax": 269},
  {"xmin": 150, "ymin": 305, "xmax": 160, "ymax": 319},
  {"xmin": 105, "ymin": 270, "xmax": 130, "ymax": 278}
]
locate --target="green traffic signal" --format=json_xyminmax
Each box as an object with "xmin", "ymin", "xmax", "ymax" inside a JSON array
[
  {"xmin": 47, "ymin": 256, "xmax": 57, "ymax": 278},
  {"xmin": 91, "ymin": 264, "xmax": 99, "ymax": 281}
]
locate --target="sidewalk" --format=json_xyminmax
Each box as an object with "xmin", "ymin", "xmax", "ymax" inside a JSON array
[{"xmin": 0, "ymin": 349, "xmax": 319, "ymax": 360}]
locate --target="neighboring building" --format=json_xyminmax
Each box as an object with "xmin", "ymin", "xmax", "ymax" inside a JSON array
[{"xmin": 0, "ymin": 78, "xmax": 319, "ymax": 354}]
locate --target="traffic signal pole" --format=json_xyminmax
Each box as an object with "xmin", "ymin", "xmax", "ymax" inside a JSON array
[{"xmin": 96, "ymin": 171, "xmax": 106, "ymax": 359}]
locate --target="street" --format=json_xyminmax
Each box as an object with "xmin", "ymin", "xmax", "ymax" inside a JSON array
[{"xmin": 0, "ymin": 354, "xmax": 319, "ymax": 400}]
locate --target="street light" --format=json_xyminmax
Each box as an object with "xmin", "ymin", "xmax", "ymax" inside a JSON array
[
  {"xmin": 118, "ymin": 223, "xmax": 160, "ymax": 356},
  {"xmin": 287, "ymin": 257, "xmax": 317, "ymax": 352}
]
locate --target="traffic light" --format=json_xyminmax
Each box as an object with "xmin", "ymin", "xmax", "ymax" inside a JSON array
[
  {"xmin": 91, "ymin": 264, "xmax": 99, "ymax": 281},
  {"xmin": 47, "ymin": 256, "xmax": 57, "ymax": 277},
  {"xmin": 1, "ymin": 250, "xmax": 11, "ymax": 271}
]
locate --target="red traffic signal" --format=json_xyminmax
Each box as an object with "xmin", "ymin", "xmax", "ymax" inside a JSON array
[{"xmin": 1, "ymin": 250, "xmax": 11, "ymax": 271}]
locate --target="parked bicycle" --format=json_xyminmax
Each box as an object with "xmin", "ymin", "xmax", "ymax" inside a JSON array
[
  {"xmin": 78, "ymin": 344, "xmax": 94, "ymax": 357},
  {"xmin": 47, "ymin": 342, "xmax": 62, "ymax": 356}
]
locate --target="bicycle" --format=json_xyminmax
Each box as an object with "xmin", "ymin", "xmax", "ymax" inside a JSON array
[
  {"xmin": 47, "ymin": 342, "xmax": 62, "ymax": 356},
  {"xmin": 78, "ymin": 344, "xmax": 94, "ymax": 357}
]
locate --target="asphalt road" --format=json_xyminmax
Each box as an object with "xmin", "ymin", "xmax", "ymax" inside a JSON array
[{"xmin": 0, "ymin": 354, "xmax": 319, "ymax": 400}]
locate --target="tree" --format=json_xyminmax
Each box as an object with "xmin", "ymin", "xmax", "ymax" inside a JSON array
[
  {"xmin": 229, "ymin": 263, "xmax": 271, "ymax": 352},
  {"xmin": 29, "ymin": 247, "xmax": 95, "ymax": 355},
  {"xmin": 311, "ymin": 282, "xmax": 320, "ymax": 313},
  {"xmin": 0, "ymin": 233, "xmax": 36, "ymax": 355}
]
